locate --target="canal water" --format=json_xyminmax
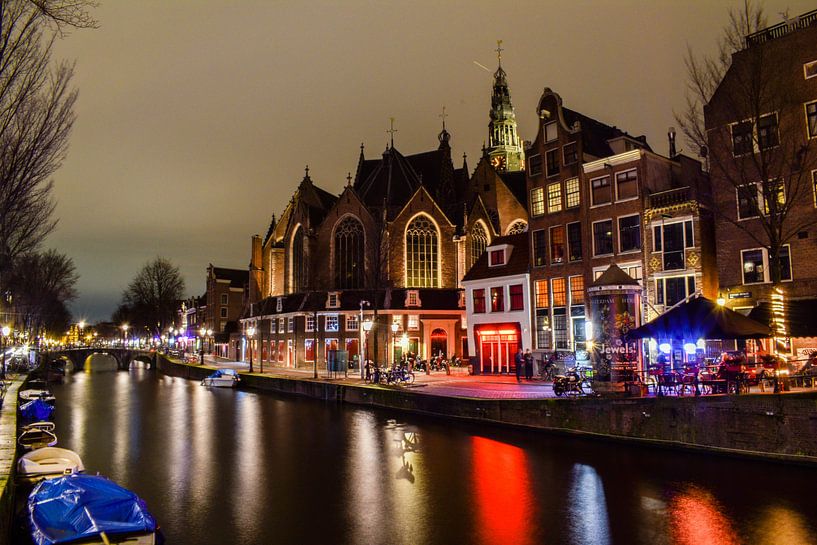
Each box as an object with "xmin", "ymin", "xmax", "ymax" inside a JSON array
[{"xmin": 42, "ymin": 356, "xmax": 817, "ymax": 545}]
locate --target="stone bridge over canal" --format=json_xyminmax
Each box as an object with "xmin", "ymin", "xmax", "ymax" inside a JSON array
[{"xmin": 44, "ymin": 348, "xmax": 158, "ymax": 371}]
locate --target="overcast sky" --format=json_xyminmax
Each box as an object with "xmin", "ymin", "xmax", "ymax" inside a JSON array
[{"xmin": 49, "ymin": 0, "xmax": 814, "ymax": 323}]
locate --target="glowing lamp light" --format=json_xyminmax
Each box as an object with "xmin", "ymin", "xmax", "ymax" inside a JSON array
[
  {"xmin": 391, "ymin": 323, "xmax": 399, "ymax": 333},
  {"xmin": 648, "ymin": 338, "xmax": 657, "ymax": 351},
  {"xmin": 659, "ymin": 342, "xmax": 672, "ymax": 354},
  {"xmin": 696, "ymin": 338, "xmax": 705, "ymax": 350},
  {"xmin": 362, "ymin": 319, "xmax": 373, "ymax": 332},
  {"xmin": 585, "ymin": 321, "xmax": 594, "ymax": 341},
  {"xmin": 683, "ymin": 343, "xmax": 697, "ymax": 355},
  {"xmin": 716, "ymin": 297, "xmax": 726, "ymax": 306},
  {"xmin": 1, "ymin": 326, "xmax": 10, "ymax": 337}
]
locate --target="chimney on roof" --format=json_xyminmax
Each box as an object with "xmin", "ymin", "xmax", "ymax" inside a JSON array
[{"xmin": 668, "ymin": 127, "xmax": 677, "ymax": 158}]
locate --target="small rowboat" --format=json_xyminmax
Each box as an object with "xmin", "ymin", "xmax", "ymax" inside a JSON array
[
  {"xmin": 201, "ymin": 368, "xmax": 240, "ymax": 388},
  {"xmin": 17, "ymin": 447, "xmax": 84, "ymax": 483},
  {"xmin": 19, "ymin": 423, "xmax": 58, "ymax": 450}
]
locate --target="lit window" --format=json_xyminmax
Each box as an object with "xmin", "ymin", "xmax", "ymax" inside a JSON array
[
  {"xmin": 741, "ymin": 246, "xmax": 792, "ymax": 284},
  {"xmin": 528, "ymin": 154, "xmax": 543, "ymax": 176},
  {"xmin": 327, "ymin": 292, "xmax": 340, "ymax": 308},
  {"xmin": 287, "ymin": 317, "xmax": 294, "ymax": 333},
  {"xmin": 806, "ymin": 60, "xmax": 817, "ymax": 79},
  {"xmin": 346, "ymin": 315, "xmax": 359, "ymax": 331},
  {"xmin": 618, "ymin": 215, "xmax": 641, "ymax": 253},
  {"xmin": 530, "ymin": 187, "xmax": 545, "ymax": 217},
  {"xmin": 507, "ymin": 220, "xmax": 527, "ymax": 234},
  {"xmin": 470, "ymin": 223, "xmax": 488, "ymax": 268},
  {"xmin": 408, "ymin": 315, "xmax": 419, "ymax": 330},
  {"xmin": 567, "ymin": 222, "xmax": 582, "ymax": 262},
  {"xmin": 551, "ymin": 278, "xmax": 566, "ymax": 307},
  {"xmin": 550, "ymin": 225, "xmax": 565, "ymax": 264},
  {"xmin": 278, "ymin": 318, "xmax": 285, "ymax": 332},
  {"xmin": 563, "ymin": 142, "xmax": 577, "ymax": 165},
  {"xmin": 544, "ymin": 121, "xmax": 557, "ymax": 142},
  {"xmin": 534, "ymin": 280, "xmax": 548, "ymax": 309},
  {"xmin": 334, "ymin": 217, "xmax": 364, "ymax": 289},
  {"xmin": 406, "ymin": 215, "xmax": 439, "ymax": 288},
  {"xmin": 306, "ymin": 315, "xmax": 315, "ymax": 332},
  {"xmin": 325, "ymin": 315, "xmax": 339, "ymax": 332},
  {"xmin": 592, "ymin": 220, "xmax": 614, "ymax": 256},
  {"xmin": 490, "ymin": 287, "xmax": 504, "ymax": 312},
  {"xmin": 304, "ymin": 339, "xmax": 315, "ymax": 362},
  {"xmin": 547, "ymin": 182, "xmax": 562, "ymax": 213},
  {"xmin": 509, "ymin": 284, "xmax": 524, "ymax": 311},
  {"xmin": 590, "ymin": 176, "xmax": 611, "ymax": 206},
  {"xmin": 473, "ymin": 289, "xmax": 486, "ymax": 313},
  {"xmin": 569, "ymin": 276, "xmax": 584, "ymax": 305},
  {"xmin": 615, "ymin": 170, "xmax": 638, "ymax": 200},
  {"xmin": 565, "ymin": 178, "xmax": 580, "ymax": 208}
]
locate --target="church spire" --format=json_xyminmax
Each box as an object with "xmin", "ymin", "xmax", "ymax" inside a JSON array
[{"xmin": 486, "ymin": 40, "xmax": 524, "ymax": 172}]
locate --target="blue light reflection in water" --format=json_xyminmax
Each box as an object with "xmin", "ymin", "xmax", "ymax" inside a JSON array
[{"xmin": 568, "ymin": 463, "xmax": 611, "ymax": 545}]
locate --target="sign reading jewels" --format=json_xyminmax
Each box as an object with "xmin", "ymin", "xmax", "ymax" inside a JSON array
[{"xmin": 589, "ymin": 292, "xmax": 639, "ymax": 381}]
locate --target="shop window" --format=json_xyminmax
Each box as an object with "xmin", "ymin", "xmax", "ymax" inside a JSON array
[{"xmin": 304, "ymin": 339, "xmax": 315, "ymax": 362}]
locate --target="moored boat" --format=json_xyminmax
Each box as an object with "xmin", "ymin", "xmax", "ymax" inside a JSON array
[
  {"xmin": 28, "ymin": 473, "xmax": 160, "ymax": 545},
  {"xmin": 20, "ymin": 399, "xmax": 55, "ymax": 421},
  {"xmin": 18, "ymin": 424, "xmax": 58, "ymax": 450},
  {"xmin": 19, "ymin": 389, "xmax": 56, "ymax": 404},
  {"xmin": 17, "ymin": 447, "xmax": 84, "ymax": 483},
  {"xmin": 201, "ymin": 368, "xmax": 240, "ymax": 387}
]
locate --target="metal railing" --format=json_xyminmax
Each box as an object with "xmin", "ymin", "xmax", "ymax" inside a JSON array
[{"xmin": 745, "ymin": 9, "xmax": 817, "ymax": 47}]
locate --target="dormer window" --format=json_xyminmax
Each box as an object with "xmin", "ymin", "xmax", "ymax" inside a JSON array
[
  {"xmin": 326, "ymin": 291, "xmax": 340, "ymax": 309},
  {"xmin": 405, "ymin": 290, "xmax": 421, "ymax": 308},
  {"xmin": 276, "ymin": 298, "xmax": 283, "ymax": 313}
]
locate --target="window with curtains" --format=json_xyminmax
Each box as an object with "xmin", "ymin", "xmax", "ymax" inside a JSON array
[
  {"xmin": 405, "ymin": 215, "xmax": 439, "ymax": 288},
  {"xmin": 334, "ymin": 216, "xmax": 364, "ymax": 289}
]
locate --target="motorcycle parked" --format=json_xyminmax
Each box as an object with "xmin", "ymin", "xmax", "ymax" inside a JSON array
[{"xmin": 552, "ymin": 367, "xmax": 585, "ymax": 396}]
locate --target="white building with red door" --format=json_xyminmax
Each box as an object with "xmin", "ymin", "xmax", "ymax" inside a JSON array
[{"xmin": 462, "ymin": 233, "xmax": 532, "ymax": 374}]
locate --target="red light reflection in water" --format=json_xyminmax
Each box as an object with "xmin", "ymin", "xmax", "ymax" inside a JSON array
[
  {"xmin": 669, "ymin": 485, "xmax": 739, "ymax": 545},
  {"xmin": 471, "ymin": 436, "xmax": 534, "ymax": 545}
]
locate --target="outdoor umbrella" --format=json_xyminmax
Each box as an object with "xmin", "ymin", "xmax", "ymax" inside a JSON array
[{"xmin": 627, "ymin": 296, "xmax": 772, "ymax": 340}]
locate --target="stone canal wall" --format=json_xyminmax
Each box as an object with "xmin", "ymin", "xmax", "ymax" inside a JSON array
[
  {"xmin": 157, "ymin": 356, "xmax": 817, "ymax": 465},
  {"xmin": 0, "ymin": 379, "xmax": 23, "ymax": 545}
]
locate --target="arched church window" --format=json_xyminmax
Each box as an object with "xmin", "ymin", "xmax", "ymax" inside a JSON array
[
  {"xmin": 334, "ymin": 216, "xmax": 364, "ymax": 289},
  {"xmin": 470, "ymin": 222, "xmax": 488, "ymax": 268},
  {"xmin": 291, "ymin": 226, "xmax": 306, "ymax": 292},
  {"xmin": 507, "ymin": 220, "xmax": 528, "ymax": 234},
  {"xmin": 406, "ymin": 215, "xmax": 439, "ymax": 288}
]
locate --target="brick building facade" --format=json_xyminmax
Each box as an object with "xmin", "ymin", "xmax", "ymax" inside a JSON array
[{"xmin": 704, "ymin": 10, "xmax": 817, "ymax": 356}]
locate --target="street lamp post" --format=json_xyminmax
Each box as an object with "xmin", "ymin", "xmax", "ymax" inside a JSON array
[
  {"xmin": 390, "ymin": 322, "xmax": 399, "ymax": 366},
  {"xmin": 121, "ymin": 324, "xmax": 129, "ymax": 347},
  {"xmin": 362, "ymin": 319, "xmax": 373, "ymax": 380},
  {"xmin": 78, "ymin": 321, "xmax": 85, "ymax": 346},
  {"xmin": 1, "ymin": 326, "xmax": 10, "ymax": 379},
  {"xmin": 199, "ymin": 327, "xmax": 207, "ymax": 365},
  {"xmin": 358, "ymin": 300, "xmax": 370, "ymax": 380},
  {"xmin": 247, "ymin": 326, "xmax": 256, "ymax": 373}
]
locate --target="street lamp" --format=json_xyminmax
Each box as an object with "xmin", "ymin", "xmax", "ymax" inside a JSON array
[
  {"xmin": 1, "ymin": 325, "xmax": 10, "ymax": 379},
  {"xmin": 121, "ymin": 324, "xmax": 129, "ymax": 347},
  {"xmin": 362, "ymin": 318, "xmax": 373, "ymax": 379},
  {"xmin": 78, "ymin": 321, "xmax": 85, "ymax": 346},
  {"xmin": 199, "ymin": 327, "xmax": 207, "ymax": 365},
  {"xmin": 391, "ymin": 322, "xmax": 399, "ymax": 365},
  {"xmin": 358, "ymin": 300, "xmax": 370, "ymax": 379},
  {"xmin": 247, "ymin": 326, "xmax": 256, "ymax": 373}
]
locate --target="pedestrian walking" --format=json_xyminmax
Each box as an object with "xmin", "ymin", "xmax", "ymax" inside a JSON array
[
  {"xmin": 515, "ymin": 348, "xmax": 524, "ymax": 382},
  {"xmin": 524, "ymin": 348, "xmax": 533, "ymax": 380}
]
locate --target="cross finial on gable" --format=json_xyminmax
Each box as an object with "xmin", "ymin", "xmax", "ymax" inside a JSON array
[
  {"xmin": 496, "ymin": 39, "xmax": 503, "ymax": 66},
  {"xmin": 386, "ymin": 117, "xmax": 397, "ymax": 148},
  {"xmin": 439, "ymin": 106, "xmax": 448, "ymax": 131}
]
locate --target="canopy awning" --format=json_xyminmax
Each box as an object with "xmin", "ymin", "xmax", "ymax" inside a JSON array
[
  {"xmin": 748, "ymin": 299, "xmax": 817, "ymax": 338},
  {"xmin": 627, "ymin": 296, "xmax": 772, "ymax": 340}
]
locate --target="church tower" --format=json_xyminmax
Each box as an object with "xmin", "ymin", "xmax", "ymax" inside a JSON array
[{"xmin": 486, "ymin": 41, "xmax": 524, "ymax": 172}]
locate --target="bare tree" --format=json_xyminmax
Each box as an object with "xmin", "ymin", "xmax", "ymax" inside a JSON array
[
  {"xmin": 121, "ymin": 257, "xmax": 186, "ymax": 335},
  {"xmin": 7, "ymin": 248, "xmax": 78, "ymax": 335},
  {"xmin": 676, "ymin": 1, "xmax": 817, "ymax": 284},
  {"xmin": 0, "ymin": 0, "xmax": 96, "ymax": 298}
]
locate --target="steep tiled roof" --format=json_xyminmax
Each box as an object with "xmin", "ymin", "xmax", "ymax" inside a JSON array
[
  {"xmin": 462, "ymin": 233, "xmax": 529, "ymax": 282},
  {"xmin": 498, "ymin": 170, "xmax": 527, "ymax": 207}
]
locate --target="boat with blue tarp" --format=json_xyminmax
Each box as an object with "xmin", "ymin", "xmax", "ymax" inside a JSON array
[
  {"xmin": 20, "ymin": 399, "xmax": 55, "ymax": 421},
  {"xmin": 201, "ymin": 368, "xmax": 240, "ymax": 387},
  {"xmin": 28, "ymin": 473, "xmax": 160, "ymax": 545}
]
